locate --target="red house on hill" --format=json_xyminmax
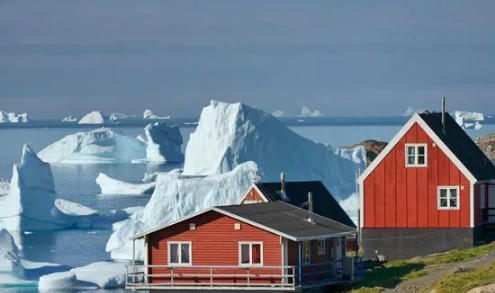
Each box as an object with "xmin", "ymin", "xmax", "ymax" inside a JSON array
[
  {"xmin": 126, "ymin": 201, "xmax": 358, "ymax": 291},
  {"xmin": 358, "ymin": 109, "xmax": 495, "ymax": 260}
]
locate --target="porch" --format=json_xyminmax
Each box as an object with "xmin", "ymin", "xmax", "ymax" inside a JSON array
[{"xmin": 125, "ymin": 261, "xmax": 349, "ymax": 291}]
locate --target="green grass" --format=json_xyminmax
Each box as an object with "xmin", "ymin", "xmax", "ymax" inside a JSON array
[
  {"xmin": 351, "ymin": 243, "xmax": 495, "ymax": 293},
  {"xmin": 421, "ymin": 264, "xmax": 495, "ymax": 293}
]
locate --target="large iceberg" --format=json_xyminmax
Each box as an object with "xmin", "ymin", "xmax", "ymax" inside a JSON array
[
  {"xmin": 0, "ymin": 111, "xmax": 28, "ymax": 123},
  {"xmin": 132, "ymin": 122, "xmax": 184, "ymax": 163},
  {"xmin": 0, "ymin": 229, "xmax": 69, "ymax": 287},
  {"xmin": 143, "ymin": 109, "xmax": 170, "ymax": 120},
  {"xmin": 0, "ymin": 144, "xmax": 132, "ymax": 232},
  {"xmin": 183, "ymin": 101, "xmax": 365, "ymax": 200},
  {"xmin": 298, "ymin": 106, "xmax": 323, "ymax": 117},
  {"xmin": 107, "ymin": 162, "xmax": 258, "ymax": 260},
  {"xmin": 78, "ymin": 111, "xmax": 108, "ymax": 124},
  {"xmin": 0, "ymin": 179, "xmax": 8, "ymax": 197},
  {"xmin": 96, "ymin": 173, "xmax": 155, "ymax": 195},
  {"xmin": 455, "ymin": 111, "xmax": 485, "ymax": 129},
  {"xmin": 38, "ymin": 128, "xmax": 146, "ymax": 164},
  {"xmin": 38, "ymin": 262, "xmax": 127, "ymax": 291}
]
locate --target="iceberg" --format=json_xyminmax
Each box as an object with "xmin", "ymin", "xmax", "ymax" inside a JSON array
[
  {"xmin": 143, "ymin": 109, "xmax": 170, "ymax": 120},
  {"xmin": 132, "ymin": 122, "xmax": 184, "ymax": 163},
  {"xmin": 106, "ymin": 162, "xmax": 258, "ymax": 260},
  {"xmin": 183, "ymin": 101, "xmax": 365, "ymax": 201},
  {"xmin": 0, "ymin": 145, "xmax": 132, "ymax": 232},
  {"xmin": 61, "ymin": 116, "xmax": 78, "ymax": 123},
  {"xmin": 78, "ymin": 111, "xmax": 108, "ymax": 124},
  {"xmin": 455, "ymin": 111, "xmax": 485, "ymax": 130},
  {"xmin": 96, "ymin": 173, "xmax": 155, "ymax": 195},
  {"xmin": 38, "ymin": 262, "xmax": 127, "ymax": 291},
  {"xmin": 0, "ymin": 179, "xmax": 8, "ymax": 197},
  {"xmin": 109, "ymin": 113, "xmax": 136, "ymax": 121},
  {"xmin": 271, "ymin": 110, "xmax": 285, "ymax": 118},
  {"xmin": 0, "ymin": 111, "xmax": 28, "ymax": 123},
  {"xmin": 38, "ymin": 128, "xmax": 146, "ymax": 164},
  {"xmin": 298, "ymin": 106, "xmax": 323, "ymax": 117}
]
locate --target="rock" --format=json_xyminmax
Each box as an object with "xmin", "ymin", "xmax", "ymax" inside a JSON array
[
  {"xmin": 466, "ymin": 283, "xmax": 495, "ymax": 293},
  {"xmin": 346, "ymin": 140, "xmax": 388, "ymax": 165},
  {"xmin": 475, "ymin": 133, "xmax": 495, "ymax": 164}
]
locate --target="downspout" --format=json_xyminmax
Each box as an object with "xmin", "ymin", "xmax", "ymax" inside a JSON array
[{"xmin": 298, "ymin": 242, "xmax": 302, "ymax": 287}]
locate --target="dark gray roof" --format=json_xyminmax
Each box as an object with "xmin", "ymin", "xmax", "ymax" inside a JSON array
[
  {"xmin": 217, "ymin": 201, "xmax": 356, "ymax": 241},
  {"xmin": 255, "ymin": 181, "xmax": 356, "ymax": 228},
  {"xmin": 419, "ymin": 113, "xmax": 495, "ymax": 181}
]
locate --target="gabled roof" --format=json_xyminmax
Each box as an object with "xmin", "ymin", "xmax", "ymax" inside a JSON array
[
  {"xmin": 359, "ymin": 113, "xmax": 495, "ymax": 185},
  {"xmin": 132, "ymin": 201, "xmax": 356, "ymax": 242},
  {"xmin": 419, "ymin": 113, "xmax": 495, "ymax": 181},
  {"xmin": 254, "ymin": 181, "xmax": 356, "ymax": 228}
]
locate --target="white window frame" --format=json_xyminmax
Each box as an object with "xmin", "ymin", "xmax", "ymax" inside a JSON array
[
  {"xmin": 238, "ymin": 242, "xmax": 263, "ymax": 267},
  {"xmin": 168, "ymin": 241, "xmax": 192, "ymax": 266},
  {"xmin": 317, "ymin": 240, "xmax": 326, "ymax": 255},
  {"xmin": 438, "ymin": 186, "xmax": 460, "ymax": 210},
  {"xmin": 302, "ymin": 241, "xmax": 311, "ymax": 264},
  {"xmin": 405, "ymin": 143, "xmax": 428, "ymax": 167}
]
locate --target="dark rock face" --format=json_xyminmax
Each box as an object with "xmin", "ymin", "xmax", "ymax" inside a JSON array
[
  {"xmin": 475, "ymin": 133, "xmax": 495, "ymax": 164},
  {"xmin": 346, "ymin": 140, "xmax": 388, "ymax": 166}
]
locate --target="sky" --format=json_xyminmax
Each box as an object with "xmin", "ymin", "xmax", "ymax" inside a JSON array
[{"xmin": 1, "ymin": 1, "xmax": 495, "ymax": 118}]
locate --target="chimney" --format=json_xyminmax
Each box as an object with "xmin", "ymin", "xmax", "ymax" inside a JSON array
[
  {"xmin": 308, "ymin": 192, "xmax": 314, "ymax": 223},
  {"xmin": 442, "ymin": 97, "xmax": 446, "ymax": 134},
  {"xmin": 280, "ymin": 172, "xmax": 286, "ymax": 193}
]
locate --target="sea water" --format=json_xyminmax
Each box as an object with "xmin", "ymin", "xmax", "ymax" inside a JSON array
[{"xmin": 0, "ymin": 124, "xmax": 493, "ymax": 292}]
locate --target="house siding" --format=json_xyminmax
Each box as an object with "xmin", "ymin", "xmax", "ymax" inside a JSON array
[
  {"xmin": 363, "ymin": 123, "xmax": 471, "ymax": 229},
  {"xmin": 148, "ymin": 211, "xmax": 282, "ymax": 284},
  {"xmin": 240, "ymin": 187, "xmax": 266, "ymax": 204}
]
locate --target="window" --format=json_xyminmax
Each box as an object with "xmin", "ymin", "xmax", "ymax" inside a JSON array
[
  {"xmin": 405, "ymin": 144, "xmax": 427, "ymax": 167},
  {"xmin": 317, "ymin": 240, "xmax": 326, "ymax": 255},
  {"xmin": 438, "ymin": 187, "xmax": 460, "ymax": 209},
  {"xmin": 239, "ymin": 242, "xmax": 262, "ymax": 266},
  {"xmin": 168, "ymin": 242, "xmax": 191, "ymax": 265},
  {"xmin": 302, "ymin": 241, "xmax": 311, "ymax": 264}
]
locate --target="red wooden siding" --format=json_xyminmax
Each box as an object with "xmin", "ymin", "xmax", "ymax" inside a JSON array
[
  {"xmin": 240, "ymin": 187, "xmax": 266, "ymax": 204},
  {"xmin": 148, "ymin": 211, "xmax": 281, "ymax": 284},
  {"xmin": 363, "ymin": 123, "xmax": 471, "ymax": 228}
]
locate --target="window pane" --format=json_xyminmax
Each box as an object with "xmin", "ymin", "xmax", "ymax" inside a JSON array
[
  {"xmin": 417, "ymin": 155, "xmax": 425, "ymax": 165},
  {"xmin": 407, "ymin": 147, "xmax": 415, "ymax": 155},
  {"xmin": 450, "ymin": 189, "xmax": 458, "ymax": 198},
  {"xmin": 440, "ymin": 198, "xmax": 448, "ymax": 207},
  {"xmin": 241, "ymin": 244, "xmax": 250, "ymax": 264},
  {"xmin": 418, "ymin": 146, "xmax": 425, "ymax": 155},
  {"xmin": 450, "ymin": 198, "xmax": 458, "ymax": 208},
  {"xmin": 440, "ymin": 189, "xmax": 447, "ymax": 198},
  {"xmin": 252, "ymin": 244, "xmax": 261, "ymax": 264},
  {"xmin": 407, "ymin": 156, "xmax": 416, "ymax": 165},
  {"xmin": 181, "ymin": 244, "xmax": 190, "ymax": 264},
  {"xmin": 170, "ymin": 244, "xmax": 179, "ymax": 263}
]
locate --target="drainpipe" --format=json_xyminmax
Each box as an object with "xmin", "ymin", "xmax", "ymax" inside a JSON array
[{"xmin": 298, "ymin": 242, "xmax": 302, "ymax": 286}]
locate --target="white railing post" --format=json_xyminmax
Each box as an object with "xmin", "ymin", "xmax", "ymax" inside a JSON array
[
  {"xmin": 247, "ymin": 268, "xmax": 250, "ymax": 287},
  {"xmin": 210, "ymin": 267, "xmax": 213, "ymax": 287},
  {"xmin": 170, "ymin": 267, "xmax": 174, "ymax": 287}
]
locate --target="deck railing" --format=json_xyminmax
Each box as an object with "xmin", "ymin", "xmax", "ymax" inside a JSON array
[
  {"xmin": 483, "ymin": 208, "xmax": 495, "ymax": 223},
  {"xmin": 125, "ymin": 261, "xmax": 343, "ymax": 290}
]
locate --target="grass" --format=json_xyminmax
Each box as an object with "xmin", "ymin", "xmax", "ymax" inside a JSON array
[
  {"xmin": 350, "ymin": 243, "xmax": 495, "ymax": 293},
  {"xmin": 421, "ymin": 264, "xmax": 495, "ymax": 293}
]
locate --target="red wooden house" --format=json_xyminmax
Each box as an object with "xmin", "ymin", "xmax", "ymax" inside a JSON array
[
  {"xmin": 358, "ymin": 110, "xmax": 495, "ymax": 260},
  {"xmin": 126, "ymin": 200, "xmax": 358, "ymax": 291}
]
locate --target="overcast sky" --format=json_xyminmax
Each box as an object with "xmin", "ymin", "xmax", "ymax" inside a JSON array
[{"xmin": 1, "ymin": 1, "xmax": 495, "ymax": 118}]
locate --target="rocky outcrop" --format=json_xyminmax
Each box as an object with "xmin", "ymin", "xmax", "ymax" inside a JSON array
[
  {"xmin": 475, "ymin": 133, "xmax": 495, "ymax": 163},
  {"xmin": 346, "ymin": 140, "xmax": 388, "ymax": 166}
]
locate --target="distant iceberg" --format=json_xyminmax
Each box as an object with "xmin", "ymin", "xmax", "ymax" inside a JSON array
[
  {"xmin": 0, "ymin": 144, "xmax": 132, "ymax": 232},
  {"xmin": 143, "ymin": 109, "xmax": 170, "ymax": 120},
  {"xmin": 109, "ymin": 113, "xmax": 136, "ymax": 122},
  {"xmin": 96, "ymin": 173, "xmax": 155, "ymax": 195},
  {"xmin": 455, "ymin": 111, "xmax": 485, "ymax": 130},
  {"xmin": 38, "ymin": 128, "xmax": 146, "ymax": 164},
  {"xmin": 271, "ymin": 110, "xmax": 285, "ymax": 118},
  {"xmin": 106, "ymin": 162, "xmax": 258, "ymax": 260},
  {"xmin": 297, "ymin": 106, "xmax": 323, "ymax": 117},
  {"xmin": 78, "ymin": 111, "xmax": 107, "ymax": 124},
  {"xmin": 183, "ymin": 101, "xmax": 365, "ymax": 201},
  {"xmin": 61, "ymin": 116, "xmax": 78, "ymax": 123},
  {"xmin": 132, "ymin": 122, "xmax": 184, "ymax": 163},
  {"xmin": 0, "ymin": 111, "xmax": 28, "ymax": 123}
]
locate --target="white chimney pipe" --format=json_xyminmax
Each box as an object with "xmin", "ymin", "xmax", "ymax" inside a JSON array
[
  {"xmin": 308, "ymin": 192, "xmax": 314, "ymax": 223},
  {"xmin": 280, "ymin": 172, "xmax": 286, "ymax": 193}
]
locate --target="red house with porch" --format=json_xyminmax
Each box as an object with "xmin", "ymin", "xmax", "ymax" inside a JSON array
[
  {"xmin": 126, "ymin": 200, "xmax": 358, "ymax": 291},
  {"xmin": 358, "ymin": 110, "xmax": 495, "ymax": 260}
]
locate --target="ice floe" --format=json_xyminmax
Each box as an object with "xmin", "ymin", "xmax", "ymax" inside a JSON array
[
  {"xmin": 61, "ymin": 116, "xmax": 78, "ymax": 123},
  {"xmin": 143, "ymin": 109, "xmax": 170, "ymax": 120},
  {"xmin": 0, "ymin": 111, "xmax": 28, "ymax": 123},
  {"xmin": 96, "ymin": 173, "xmax": 155, "ymax": 195}
]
